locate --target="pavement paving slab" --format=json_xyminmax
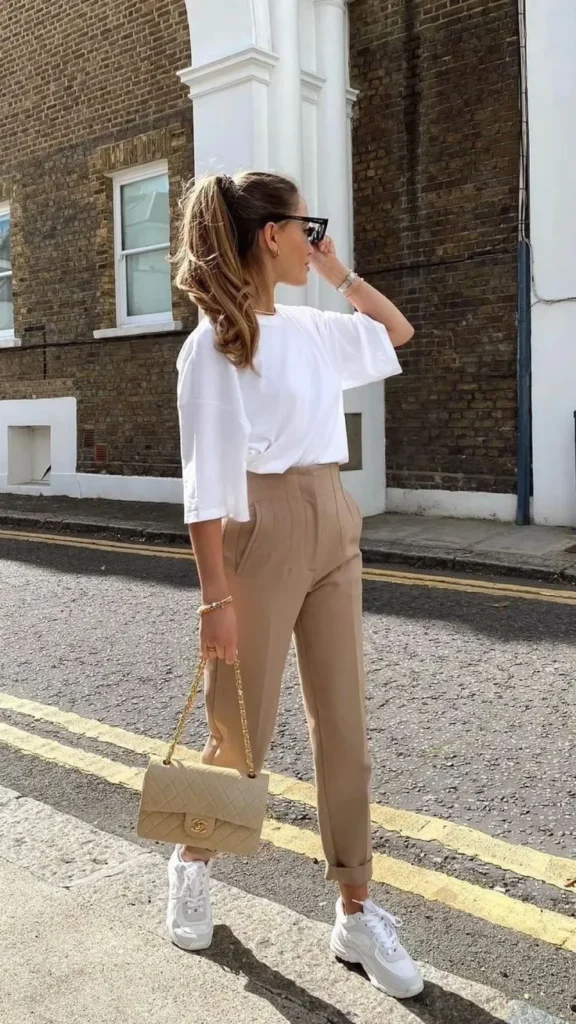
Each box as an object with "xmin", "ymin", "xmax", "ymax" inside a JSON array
[{"xmin": 0, "ymin": 784, "xmax": 568, "ymax": 1024}]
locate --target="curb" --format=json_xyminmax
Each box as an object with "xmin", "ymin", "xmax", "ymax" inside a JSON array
[
  {"xmin": 359, "ymin": 544, "xmax": 576, "ymax": 584},
  {"xmin": 0, "ymin": 511, "xmax": 575, "ymax": 585},
  {"xmin": 0, "ymin": 513, "xmax": 188, "ymax": 546}
]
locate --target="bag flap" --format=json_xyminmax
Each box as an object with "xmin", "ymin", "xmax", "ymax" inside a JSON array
[{"xmin": 141, "ymin": 759, "xmax": 268, "ymax": 830}]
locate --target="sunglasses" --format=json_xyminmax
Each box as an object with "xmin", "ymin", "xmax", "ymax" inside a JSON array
[{"xmin": 264, "ymin": 214, "xmax": 329, "ymax": 245}]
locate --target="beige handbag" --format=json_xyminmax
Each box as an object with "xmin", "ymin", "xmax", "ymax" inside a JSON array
[{"xmin": 137, "ymin": 658, "xmax": 268, "ymax": 855}]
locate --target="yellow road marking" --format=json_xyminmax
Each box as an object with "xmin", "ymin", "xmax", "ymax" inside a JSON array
[
  {"xmin": 0, "ymin": 529, "xmax": 195, "ymax": 561},
  {"xmin": 0, "ymin": 721, "xmax": 146, "ymax": 790},
  {"xmin": 363, "ymin": 565, "xmax": 576, "ymax": 599},
  {"xmin": 1, "ymin": 527, "xmax": 576, "ymax": 605},
  {"xmin": 0, "ymin": 718, "xmax": 574, "ymax": 952},
  {"xmin": 368, "ymin": 805, "xmax": 576, "ymax": 893},
  {"xmin": 1, "ymin": 690, "xmax": 574, "ymax": 892},
  {"xmin": 362, "ymin": 571, "xmax": 576, "ymax": 606}
]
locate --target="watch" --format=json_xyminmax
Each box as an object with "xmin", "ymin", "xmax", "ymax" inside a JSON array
[{"xmin": 336, "ymin": 270, "xmax": 361, "ymax": 295}]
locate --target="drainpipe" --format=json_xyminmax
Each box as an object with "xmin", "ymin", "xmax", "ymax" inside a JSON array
[
  {"xmin": 516, "ymin": 239, "xmax": 531, "ymax": 525},
  {"xmin": 515, "ymin": 0, "xmax": 532, "ymax": 526}
]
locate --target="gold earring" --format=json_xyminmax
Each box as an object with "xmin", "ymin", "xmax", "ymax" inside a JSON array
[{"xmin": 272, "ymin": 249, "xmax": 280, "ymax": 259}]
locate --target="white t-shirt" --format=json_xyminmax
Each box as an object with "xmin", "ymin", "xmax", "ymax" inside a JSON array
[{"xmin": 177, "ymin": 304, "xmax": 401, "ymax": 523}]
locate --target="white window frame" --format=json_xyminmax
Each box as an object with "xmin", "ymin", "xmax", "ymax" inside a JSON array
[
  {"xmin": 0, "ymin": 201, "xmax": 15, "ymax": 344},
  {"xmin": 112, "ymin": 160, "xmax": 172, "ymax": 329}
]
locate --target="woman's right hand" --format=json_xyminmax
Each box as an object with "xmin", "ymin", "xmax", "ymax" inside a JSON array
[{"xmin": 200, "ymin": 603, "xmax": 238, "ymax": 665}]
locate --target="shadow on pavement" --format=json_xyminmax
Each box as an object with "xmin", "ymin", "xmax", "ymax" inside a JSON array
[
  {"xmin": 337, "ymin": 959, "xmax": 507, "ymax": 1024},
  {"xmin": 200, "ymin": 925, "xmax": 506, "ymax": 1024},
  {"xmin": 200, "ymin": 924, "xmax": 355, "ymax": 1022},
  {"xmin": 396, "ymin": 981, "xmax": 506, "ymax": 1024},
  {"xmin": 1, "ymin": 533, "xmax": 575, "ymax": 644},
  {"xmin": 0, "ymin": 533, "xmax": 201, "ymax": 588},
  {"xmin": 362, "ymin": 575, "xmax": 576, "ymax": 645}
]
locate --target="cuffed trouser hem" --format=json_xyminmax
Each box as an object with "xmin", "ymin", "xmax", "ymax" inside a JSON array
[
  {"xmin": 325, "ymin": 858, "xmax": 373, "ymax": 886},
  {"xmin": 179, "ymin": 845, "xmax": 216, "ymax": 859}
]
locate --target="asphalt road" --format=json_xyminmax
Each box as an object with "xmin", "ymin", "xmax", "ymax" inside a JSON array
[{"xmin": 0, "ymin": 534, "xmax": 575, "ymax": 1019}]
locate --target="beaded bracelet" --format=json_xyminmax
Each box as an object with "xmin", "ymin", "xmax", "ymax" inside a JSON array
[{"xmin": 198, "ymin": 596, "xmax": 233, "ymax": 617}]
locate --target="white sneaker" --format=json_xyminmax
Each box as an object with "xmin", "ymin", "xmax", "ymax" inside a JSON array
[
  {"xmin": 166, "ymin": 847, "xmax": 213, "ymax": 951},
  {"xmin": 330, "ymin": 898, "xmax": 424, "ymax": 999}
]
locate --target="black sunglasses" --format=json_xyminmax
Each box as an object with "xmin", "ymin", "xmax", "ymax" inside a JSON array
[{"xmin": 264, "ymin": 214, "xmax": 329, "ymax": 245}]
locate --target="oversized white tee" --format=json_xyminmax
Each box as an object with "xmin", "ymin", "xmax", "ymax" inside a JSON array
[{"xmin": 177, "ymin": 304, "xmax": 401, "ymax": 523}]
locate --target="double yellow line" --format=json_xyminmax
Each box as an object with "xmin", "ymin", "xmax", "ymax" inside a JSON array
[
  {"xmin": 0, "ymin": 690, "xmax": 575, "ymax": 952},
  {"xmin": 2, "ymin": 527, "xmax": 576, "ymax": 606},
  {"xmin": 363, "ymin": 567, "xmax": 576, "ymax": 606}
]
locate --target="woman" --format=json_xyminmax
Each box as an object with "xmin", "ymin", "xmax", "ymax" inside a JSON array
[{"xmin": 170, "ymin": 170, "xmax": 423, "ymax": 1000}]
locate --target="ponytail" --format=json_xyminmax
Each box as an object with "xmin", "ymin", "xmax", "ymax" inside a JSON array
[{"xmin": 173, "ymin": 171, "xmax": 298, "ymax": 371}]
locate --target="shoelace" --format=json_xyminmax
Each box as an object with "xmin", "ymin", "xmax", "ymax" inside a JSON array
[
  {"xmin": 359, "ymin": 900, "xmax": 403, "ymax": 954},
  {"xmin": 181, "ymin": 865, "xmax": 208, "ymax": 916}
]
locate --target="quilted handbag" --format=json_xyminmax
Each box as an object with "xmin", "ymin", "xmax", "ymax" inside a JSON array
[{"xmin": 137, "ymin": 657, "xmax": 268, "ymax": 855}]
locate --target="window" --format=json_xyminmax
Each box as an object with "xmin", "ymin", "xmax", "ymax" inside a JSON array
[
  {"xmin": 0, "ymin": 203, "xmax": 14, "ymax": 340},
  {"xmin": 113, "ymin": 162, "xmax": 171, "ymax": 327}
]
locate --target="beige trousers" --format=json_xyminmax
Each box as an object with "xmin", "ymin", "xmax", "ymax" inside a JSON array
[{"xmin": 193, "ymin": 464, "xmax": 372, "ymax": 886}]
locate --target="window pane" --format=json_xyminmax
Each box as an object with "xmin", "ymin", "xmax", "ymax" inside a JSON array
[
  {"xmin": 121, "ymin": 174, "xmax": 169, "ymax": 251},
  {"xmin": 125, "ymin": 248, "xmax": 171, "ymax": 317},
  {"xmin": 0, "ymin": 214, "xmax": 11, "ymax": 273},
  {"xmin": 0, "ymin": 274, "xmax": 14, "ymax": 331}
]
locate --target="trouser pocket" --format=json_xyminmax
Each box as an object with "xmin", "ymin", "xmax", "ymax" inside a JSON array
[{"xmin": 223, "ymin": 504, "xmax": 263, "ymax": 576}]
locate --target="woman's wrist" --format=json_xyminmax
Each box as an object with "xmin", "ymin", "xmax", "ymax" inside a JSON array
[
  {"xmin": 198, "ymin": 596, "xmax": 233, "ymax": 617},
  {"xmin": 318, "ymin": 257, "xmax": 351, "ymax": 290},
  {"xmin": 200, "ymin": 581, "xmax": 229, "ymax": 604},
  {"xmin": 337, "ymin": 269, "xmax": 362, "ymax": 297}
]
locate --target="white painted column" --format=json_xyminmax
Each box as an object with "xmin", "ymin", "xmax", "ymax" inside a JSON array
[
  {"xmin": 184, "ymin": 0, "xmax": 272, "ymax": 66},
  {"xmin": 269, "ymin": 0, "xmax": 302, "ymax": 181},
  {"xmin": 314, "ymin": 0, "xmax": 353, "ymax": 301},
  {"xmin": 526, "ymin": 0, "xmax": 576, "ymax": 526},
  {"xmin": 314, "ymin": 0, "xmax": 386, "ymax": 516},
  {"xmin": 301, "ymin": 72, "xmax": 324, "ymax": 308},
  {"xmin": 299, "ymin": 0, "xmax": 317, "ymax": 73},
  {"xmin": 178, "ymin": 1, "xmax": 277, "ymax": 174},
  {"xmin": 268, "ymin": 0, "xmax": 307, "ymax": 305}
]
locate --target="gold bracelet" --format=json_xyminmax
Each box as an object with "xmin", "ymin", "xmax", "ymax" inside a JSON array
[{"xmin": 198, "ymin": 596, "xmax": 233, "ymax": 617}]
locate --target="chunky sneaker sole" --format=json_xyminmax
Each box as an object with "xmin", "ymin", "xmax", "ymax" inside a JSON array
[
  {"xmin": 331, "ymin": 898, "xmax": 424, "ymax": 1000},
  {"xmin": 330, "ymin": 934, "xmax": 424, "ymax": 999},
  {"xmin": 166, "ymin": 913, "xmax": 213, "ymax": 950},
  {"xmin": 167, "ymin": 921, "xmax": 213, "ymax": 952}
]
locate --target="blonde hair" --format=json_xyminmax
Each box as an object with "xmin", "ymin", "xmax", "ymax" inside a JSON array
[{"xmin": 173, "ymin": 171, "xmax": 299, "ymax": 370}]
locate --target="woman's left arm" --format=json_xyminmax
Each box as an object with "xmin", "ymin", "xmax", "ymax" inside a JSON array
[{"xmin": 311, "ymin": 239, "xmax": 414, "ymax": 348}]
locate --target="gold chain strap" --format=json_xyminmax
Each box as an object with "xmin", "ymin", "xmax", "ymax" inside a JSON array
[{"xmin": 163, "ymin": 658, "xmax": 256, "ymax": 778}]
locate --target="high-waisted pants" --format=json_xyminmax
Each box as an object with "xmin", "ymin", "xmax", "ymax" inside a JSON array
[{"xmin": 188, "ymin": 464, "xmax": 372, "ymax": 885}]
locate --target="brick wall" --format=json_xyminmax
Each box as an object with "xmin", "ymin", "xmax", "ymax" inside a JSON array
[
  {"xmin": 350, "ymin": 0, "xmax": 520, "ymax": 494},
  {"xmin": 0, "ymin": 338, "xmax": 182, "ymax": 477},
  {"xmin": 0, "ymin": 0, "xmax": 194, "ymax": 477}
]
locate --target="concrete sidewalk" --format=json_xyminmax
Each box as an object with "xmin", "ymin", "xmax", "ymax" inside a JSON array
[
  {"xmin": 1, "ymin": 491, "xmax": 575, "ymax": 582},
  {"xmin": 0, "ymin": 785, "xmax": 566, "ymax": 1024}
]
